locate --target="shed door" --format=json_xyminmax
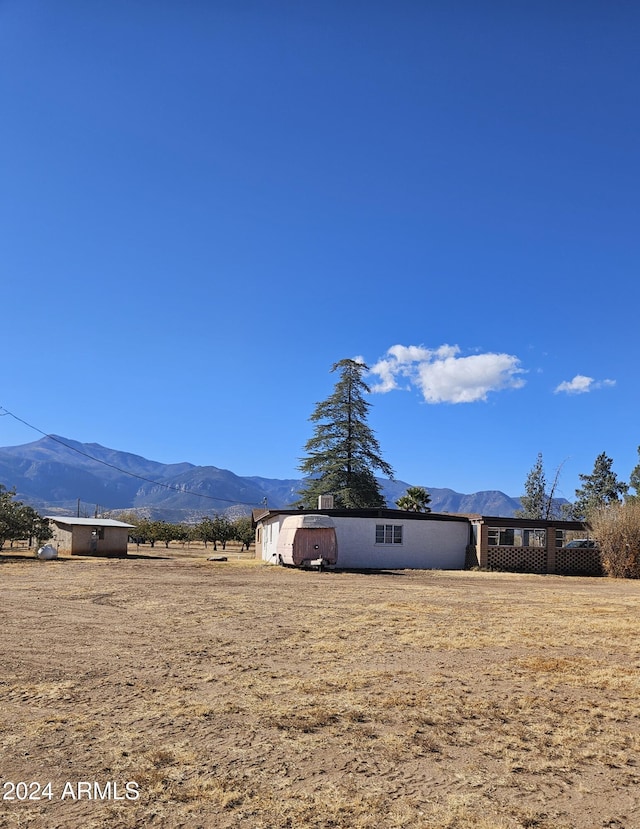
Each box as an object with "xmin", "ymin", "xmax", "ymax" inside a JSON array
[{"xmin": 292, "ymin": 528, "xmax": 337, "ymax": 566}]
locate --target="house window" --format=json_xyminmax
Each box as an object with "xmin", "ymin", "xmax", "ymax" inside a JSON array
[
  {"xmin": 375, "ymin": 524, "xmax": 403, "ymax": 544},
  {"xmin": 487, "ymin": 528, "xmax": 546, "ymax": 547}
]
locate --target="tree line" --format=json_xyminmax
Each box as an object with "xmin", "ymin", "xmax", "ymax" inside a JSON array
[
  {"xmin": 518, "ymin": 449, "xmax": 639, "ymax": 521},
  {"xmin": 121, "ymin": 514, "xmax": 255, "ymax": 552}
]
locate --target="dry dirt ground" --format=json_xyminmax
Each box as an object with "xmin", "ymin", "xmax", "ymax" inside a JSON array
[{"xmin": 1, "ymin": 545, "xmax": 639, "ymax": 829}]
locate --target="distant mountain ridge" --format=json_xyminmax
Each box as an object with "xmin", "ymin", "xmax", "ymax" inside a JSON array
[{"xmin": 0, "ymin": 435, "xmax": 526, "ymax": 520}]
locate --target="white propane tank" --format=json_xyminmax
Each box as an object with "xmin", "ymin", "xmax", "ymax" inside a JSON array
[{"xmin": 37, "ymin": 545, "xmax": 58, "ymax": 560}]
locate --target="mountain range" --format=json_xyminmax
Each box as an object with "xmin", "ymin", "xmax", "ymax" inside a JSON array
[{"xmin": 0, "ymin": 435, "xmax": 527, "ymax": 521}]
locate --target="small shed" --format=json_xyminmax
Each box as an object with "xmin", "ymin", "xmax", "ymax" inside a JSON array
[{"xmin": 45, "ymin": 517, "xmax": 135, "ymax": 557}]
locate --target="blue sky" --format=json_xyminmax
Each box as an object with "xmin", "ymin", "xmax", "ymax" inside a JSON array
[{"xmin": 1, "ymin": 0, "xmax": 638, "ymax": 502}]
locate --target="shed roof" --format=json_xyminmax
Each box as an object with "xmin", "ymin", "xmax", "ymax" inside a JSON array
[{"xmin": 45, "ymin": 516, "xmax": 135, "ymax": 528}]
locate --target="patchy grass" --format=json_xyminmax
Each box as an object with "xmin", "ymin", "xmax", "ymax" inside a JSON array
[{"xmin": 0, "ymin": 557, "xmax": 639, "ymax": 828}]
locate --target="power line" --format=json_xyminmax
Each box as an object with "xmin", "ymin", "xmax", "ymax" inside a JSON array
[{"xmin": 0, "ymin": 406, "xmax": 265, "ymax": 508}]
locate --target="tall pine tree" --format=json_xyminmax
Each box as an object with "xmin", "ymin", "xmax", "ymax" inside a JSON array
[
  {"xmin": 573, "ymin": 452, "xmax": 628, "ymax": 518},
  {"xmin": 628, "ymin": 446, "xmax": 640, "ymax": 502},
  {"xmin": 517, "ymin": 453, "xmax": 549, "ymax": 520},
  {"xmin": 297, "ymin": 359, "xmax": 394, "ymax": 508}
]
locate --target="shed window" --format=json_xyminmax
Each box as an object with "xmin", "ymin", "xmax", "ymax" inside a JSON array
[{"xmin": 375, "ymin": 524, "xmax": 403, "ymax": 544}]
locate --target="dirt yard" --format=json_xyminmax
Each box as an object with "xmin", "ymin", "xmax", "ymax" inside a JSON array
[{"xmin": 1, "ymin": 546, "xmax": 639, "ymax": 829}]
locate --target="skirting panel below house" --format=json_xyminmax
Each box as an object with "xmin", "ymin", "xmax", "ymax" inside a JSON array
[
  {"xmin": 555, "ymin": 547, "xmax": 602, "ymax": 576},
  {"xmin": 483, "ymin": 545, "xmax": 601, "ymax": 575},
  {"xmin": 487, "ymin": 546, "xmax": 547, "ymax": 574}
]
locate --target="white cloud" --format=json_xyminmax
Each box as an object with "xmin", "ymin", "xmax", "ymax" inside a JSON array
[
  {"xmin": 554, "ymin": 375, "xmax": 594, "ymax": 394},
  {"xmin": 369, "ymin": 343, "xmax": 526, "ymax": 404},
  {"xmin": 554, "ymin": 375, "xmax": 616, "ymax": 395},
  {"xmin": 369, "ymin": 358, "xmax": 401, "ymax": 393}
]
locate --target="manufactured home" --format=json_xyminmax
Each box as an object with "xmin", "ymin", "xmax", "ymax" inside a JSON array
[
  {"xmin": 254, "ymin": 508, "xmax": 470, "ymax": 570},
  {"xmin": 253, "ymin": 508, "xmax": 597, "ymax": 574}
]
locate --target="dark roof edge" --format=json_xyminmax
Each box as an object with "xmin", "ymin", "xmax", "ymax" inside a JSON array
[
  {"xmin": 461, "ymin": 514, "xmax": 590, "ymax": 530},
  {"xmin": 253, "ymin": 508, "xmax": 590, "ymax": 530},
  {"xmin": 253, "ymin": 508, "xmax": 469, "ymax": 523}
]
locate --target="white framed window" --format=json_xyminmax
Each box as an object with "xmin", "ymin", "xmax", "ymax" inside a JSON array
[{"xmin": 375, "ymin": 524, "xmax": 403, "ymax": 545}]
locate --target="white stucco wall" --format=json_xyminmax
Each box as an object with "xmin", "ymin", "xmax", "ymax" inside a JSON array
[
  {"xmin": 332, "ymin": 516, "xmax": 468, "ymax": 569},
  {"xmin": 258, "ymin": 513, "xmax": 469, "ymax": 570},
  {"xmin": 259, "ymin": 515, "xmax": 287, "ymax": 563}
]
